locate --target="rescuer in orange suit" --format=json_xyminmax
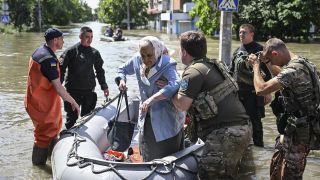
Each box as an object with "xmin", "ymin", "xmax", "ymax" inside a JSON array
[{"xmin": 24, "ymin": 28, "xmax": 80, "ymax": 165}]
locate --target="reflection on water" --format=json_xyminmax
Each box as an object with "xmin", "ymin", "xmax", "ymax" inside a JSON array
[{"xmin": 0, "ymin": 21, "xmax": 320, "ymax": 179}]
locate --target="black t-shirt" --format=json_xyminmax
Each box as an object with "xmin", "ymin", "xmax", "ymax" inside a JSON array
[
  {"xmin": 31, "ymin": 45, "xmax": 59, "ymax": 81},
  {"xmin": 40, "ymin": 57, "xmax": 59, "ymax": 81}
]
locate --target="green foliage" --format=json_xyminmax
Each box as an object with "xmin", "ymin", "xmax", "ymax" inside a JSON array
[
  {"xmin": 190, "ymin": 0, "xmax": 220, "ymax": 35},
  {"xmin": 7, "ymin": 0, "xmax": 34, "ymax": 32},
  {"xmin": 41, "ymin": 0, "xmax": 93, "ymax": 26},
  {"xmin": 0, "ymin": 23, "xmax": 17, "ymax": 34},
  {"xmin": 98, "ymin": 0, "xmax": 126, "ymax": 26},
  {"xmin": 190, "ymin": 0, "xmax": 320, "ymax": 40},
  {"xmin": 69, "ymin": 0, "xmax": 93, "ymax": 23},
  {"xmin": 4, "ymin": 0, "xmax": 93, "ymax": 31},
  {"xmin": 98, "ymin": 0, "xmax": 148, "ymax": 28},
  {"xmin": 235, "ymin": 0, "xmax": 320, "ymax": 40}
]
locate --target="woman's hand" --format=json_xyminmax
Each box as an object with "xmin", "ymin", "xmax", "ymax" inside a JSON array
[
  {"xmin": 118, "ymin": 79, "xmax": 127, "ymax": 91},
  {"xmin": 140, "ymin": 98, "xmax": 153, "ymax": 113}
]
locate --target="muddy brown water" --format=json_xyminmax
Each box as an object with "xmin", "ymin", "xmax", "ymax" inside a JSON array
[{"xmin": 0, "ymin": 22, "xmax": 319, "ymax": 179}]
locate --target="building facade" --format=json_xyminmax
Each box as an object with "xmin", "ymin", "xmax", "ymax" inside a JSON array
[{"xmin": 147, "ymin": 0, "xmax": 198, "ymax": 35}]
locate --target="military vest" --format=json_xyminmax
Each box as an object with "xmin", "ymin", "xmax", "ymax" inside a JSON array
[
  {"xmin": 190, "ymin": 58, "xmax": 239, "ymax": 121},
  {"xmin": 280, "ymin": 57, "xmax": 320, "ymax": 116},
  {"xmin": 279, "ymin": 57, "xmax": 320, "ymax": 149}
]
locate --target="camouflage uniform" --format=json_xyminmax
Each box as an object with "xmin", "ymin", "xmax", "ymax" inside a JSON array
[
  {"xmin": 270, "ymin": 57, "xmax": 320, "ymax": 179},
  {"xmin": 179, "ymin": 58, "xmax": 251, "ymax": 179}
]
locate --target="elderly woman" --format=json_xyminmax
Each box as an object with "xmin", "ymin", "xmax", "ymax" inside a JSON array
[{"xmin": 117, "ymin": 36, "xmax": 185, "ymax": 161}]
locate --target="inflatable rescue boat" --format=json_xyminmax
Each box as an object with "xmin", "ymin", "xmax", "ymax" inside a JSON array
[{"xmin": 51, "ymin": 92, "xmax": 204, "ymax": 180}]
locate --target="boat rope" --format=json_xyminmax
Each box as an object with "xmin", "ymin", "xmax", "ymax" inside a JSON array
[
  {"xmin": 77, "ymin": 159, "xmax": 127, "ymax": 180},
  {"xmin": 65, "ymin": 131, "xmax": 201, "ymax": 179},
  {"xmin": 66, "ymin": 132, "xmax": 86, "ymax": 166},
  {"xmin": 69, "ymin": 93, "xmax": 121, "ymax": 130}
]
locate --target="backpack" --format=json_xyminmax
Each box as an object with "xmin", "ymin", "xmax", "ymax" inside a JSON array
[{"xmin": 292, "ymin": 59, "xmax": 320, "ymax": 149}]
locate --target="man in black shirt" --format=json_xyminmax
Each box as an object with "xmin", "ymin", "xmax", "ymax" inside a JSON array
[
  {"xmin": 60, "ymin": 26, "xmax": 109, "ymax": 129},
  {"xmin": 229, "ymin": 24, "xmax": 272, "ymax": 147}
]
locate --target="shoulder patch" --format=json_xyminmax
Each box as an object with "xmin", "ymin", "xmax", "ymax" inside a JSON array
[
  {"xmin": 180, "ymin": 79, "xmax": 189, "ymax": 91},
  {"xmin": 49, "ymin": 59, "xmax": 58, "ymax": 67}
]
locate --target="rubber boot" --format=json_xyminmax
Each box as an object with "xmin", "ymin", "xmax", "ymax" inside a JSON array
[
  {"xmin": 47, "ymin": 138, "xmax": 58, "ymax": 160},
  {"xmin": 32, "ymin": 144, "xmax": 48, "ymax": 165}
]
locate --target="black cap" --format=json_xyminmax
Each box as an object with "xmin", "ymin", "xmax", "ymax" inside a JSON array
[{"xmin": 44, "ymin": 28, "xmax": 63, "ymax": 41}]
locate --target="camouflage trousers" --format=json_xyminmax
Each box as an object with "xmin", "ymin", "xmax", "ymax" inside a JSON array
[
  {"xmin": 270, "ymin": 135, "xmax": 310, "ymax": 180},
  {"xmin": 198, "ymin": 124, "xmax": 251, "ymax": 179}
]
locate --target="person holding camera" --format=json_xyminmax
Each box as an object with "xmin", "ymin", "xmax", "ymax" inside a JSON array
[{"xmin": 248, "ymin": 38, "xmax": 320, "ymax": 179}]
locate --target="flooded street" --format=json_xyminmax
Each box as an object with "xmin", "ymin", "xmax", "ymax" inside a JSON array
[{"xmin": 0, "ymin": 21, "xmax": 320, "ymax": 179}]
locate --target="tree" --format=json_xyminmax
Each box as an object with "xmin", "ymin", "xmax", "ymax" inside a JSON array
[
  {"xmin": 41, "ymin": 0, "xmax": 77, "ymax": 25},
  {"xmin": 189, "ymin": 0, "xmax": 220, "ymax": 35},
  {"xmin": 98, "ymin": 0, "xmax": 148, "ymax": 28},
  {"xmin": 6, "ymin": 0, "xmax": 94, "ymax": 31},
  {"xmin": 7, "ymin": 0, "xmax": 34, "ymax": 32},
  {"xmin": 69, "ymin": 0, "xmax": 93, "ymax": 23},
  {"xmin": 236, "ymin": 0, "xmax": 320, "ymax": 41},
  {"xmin": 190, "ymin": 0, "xmax": 320, "ymax": 41}
]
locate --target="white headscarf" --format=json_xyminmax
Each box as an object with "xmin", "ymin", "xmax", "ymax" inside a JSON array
[
  {"xmin": 139, "ymin": 36, "xmax": 166, "ymax": 85},
  {"xmin": 140, "ymin": 36, "xmax": 165, "ymax": 61}
]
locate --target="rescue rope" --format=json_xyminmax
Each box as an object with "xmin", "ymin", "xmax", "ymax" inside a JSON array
[
  {"xmin": 69, "ymin": 93, "xmax": 121, "ymax": 129},
  {"xmin": 141, "ymin": 154, "xmax": 199, "ymax": 179},
  {"xmin": 65, "ymin": 133, "xmax": 201, "ymax": 179}
]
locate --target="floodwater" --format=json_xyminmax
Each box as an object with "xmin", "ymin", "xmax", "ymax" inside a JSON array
[{"xmin": 0, "ymin": 21, "xmax": 320, "ymax": 179}]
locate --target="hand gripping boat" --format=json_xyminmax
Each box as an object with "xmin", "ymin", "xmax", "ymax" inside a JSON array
[{"xmin": 51, "ymin": 92, "xmax": 204, "ymax": 180}]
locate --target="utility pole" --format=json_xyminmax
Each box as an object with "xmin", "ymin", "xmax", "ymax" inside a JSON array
[
  {"xmin": 38, "ymin": 0, "xmax": 42, "ymax": 32},
  {"xmin": 218, "ymin": 11, "xmax": 232, "ymax": 65},
  {"xmin": 126, "ymin": 0, "xmax": 130, "ymax": 30},
  {"xmin": 170, "ymin": 0, "xmax": 173, "ymax": 34},
  {"xmin": 217, "ymin": 0, "xmax": 239, "ymax": 65}
]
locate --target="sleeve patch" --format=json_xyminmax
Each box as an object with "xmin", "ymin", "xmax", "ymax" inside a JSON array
[
  {"xmin": 180, "ymin": 79, "xmax": 189, "ymax": 91},
  {"xmin": 50, "ymin": 59, "xmax": 57, "ymax": 67}
]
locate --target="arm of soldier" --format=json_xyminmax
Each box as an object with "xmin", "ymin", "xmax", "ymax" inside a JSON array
[
  {"xmin": 253, "ymin": 63, "xmax": 283, "ymax": 96},
  {"xmin": 51, "ymin": 78, "xmax": 80, "ymax": 115},
  {"xmin": 264, "ymin": 94, "xmax": 273, "ymax": 105},
  {"xmin": 159, "ymin": 64, "xmax": 181, "ymax": 97},
  {"xmin": 172, "ymin": 94, "xmax": 193, "ymax": 112},
  {"xmin": 257, "ymin": 52, "xmax": 281, "ymax": 76},
  {"xmin": 248, "ymin": 54, "xmax": 283, "ymax": 96},
  {"xmin": 260, "ymin": 63, "xmax": 273, "ymax": 104},
  {"xmin": 265, "ymin": 62, "xmax": 282, "ymax": 76},
  {"xmin": 172, "ymin": 67, "xmax": 202, "ymax": 112}
]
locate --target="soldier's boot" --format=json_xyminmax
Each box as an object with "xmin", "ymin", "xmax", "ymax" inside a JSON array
[{"xmin": 32, "ymin": 144, "xmax": 48, "ymax": 165}]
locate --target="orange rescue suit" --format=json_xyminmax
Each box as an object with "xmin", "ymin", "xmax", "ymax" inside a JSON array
[{"xmin": 24, "ymin": 46, "xmax": 62, "ymax": 148}]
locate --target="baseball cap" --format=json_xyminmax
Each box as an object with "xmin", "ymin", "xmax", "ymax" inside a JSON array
[{"xmin": 44, "ymin": 28, "xmax": 63, "ymax": 41}]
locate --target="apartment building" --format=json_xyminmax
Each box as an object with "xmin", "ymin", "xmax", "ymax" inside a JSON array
[{"xmin": 147, "ymin": 0, "xmax": 198, "ymax": 35}]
